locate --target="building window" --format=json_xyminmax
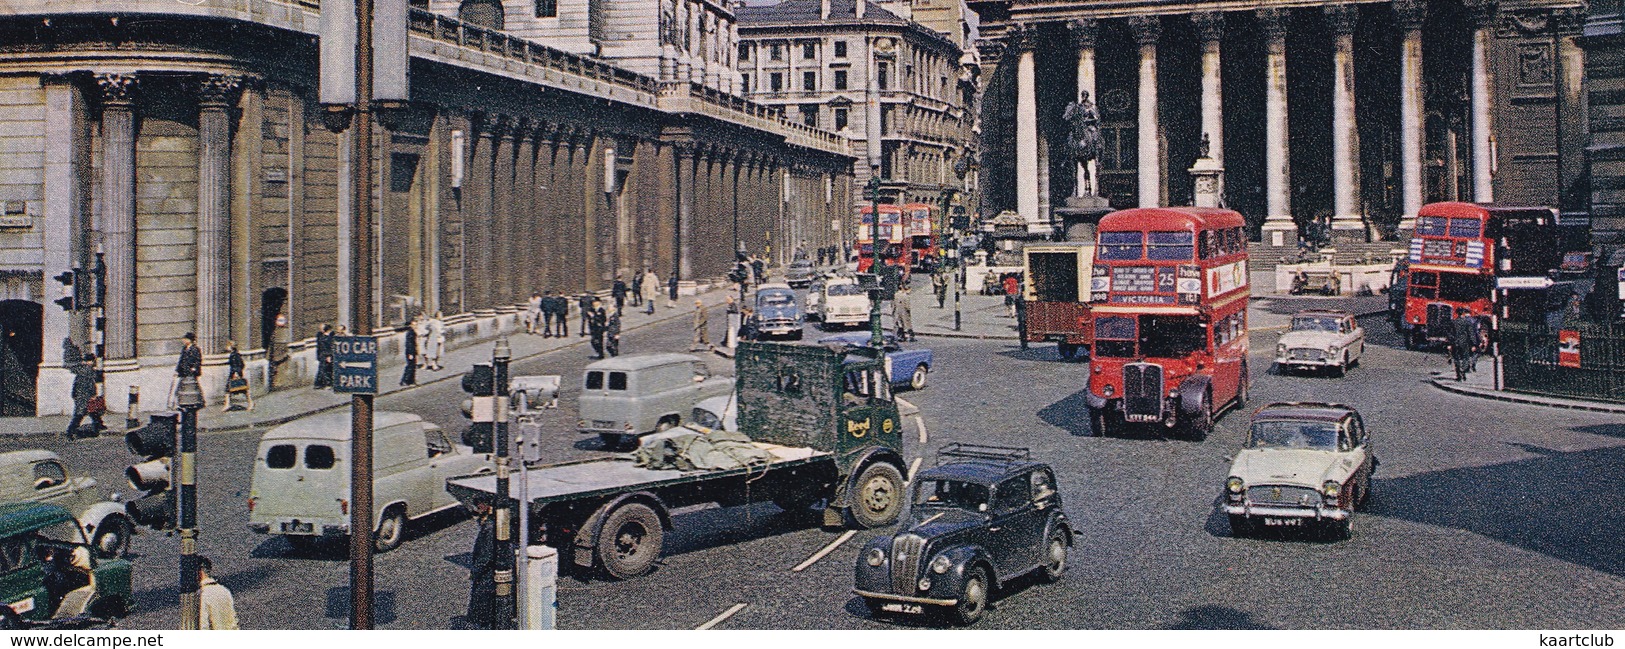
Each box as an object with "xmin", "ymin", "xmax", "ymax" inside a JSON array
[
  {"xmin": 834, "ymin": 107, "xmax": 849, "ymax": 130},
  {"xmin": 802, "ymin": 42, "xmax": 816, "ymax": 59},
  {"xmin": 741, "ymin": 73, "xmax": 752, "ymax": 92},
  {"xmin": 459, "ymin": 0, "xmax": 505, "ymax": 30},
  {"xmin": 876, "ymin": 62, "xmax": 890, "ymax": 90},
  {"xmin": 803, "ymin": 71, "xmax": 817, "ymax": 91},
  {"xmin": 739, "ymin": 43, "xmax": 751, "ymax": 62},
  {"xmin": 770, "ymin": 72, "xmax": 783, "ymax": 92},
  {"xmin": 770, "ymin": 43, "xmax": 784, "ymax": 61},
  {"xmin": 802, "ymin": 105, "xmax": 819, "ymax": 128},
  {"xmin": 834, "ymin": 40, "xmax": 847, "ymax": 58},
  {"xmin": 834, "ymin": 69, "xmax": 848, "ymax": 90}
]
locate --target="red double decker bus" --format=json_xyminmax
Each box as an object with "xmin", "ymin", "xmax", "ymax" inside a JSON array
[
  {"xmin": 1399, "ymin": 202, "xmax": 1561, "ymax": 349},
  {"xmin": 902, "ymin": 203, "xmax": 939, "ymax": 271},
  {"xmin": 1085, "ymin": 207, "xmax": 1250, "ymax": 440},
  {"xmin": 856, "ymin": 204, "xmax": 910, "ymax": 279}
]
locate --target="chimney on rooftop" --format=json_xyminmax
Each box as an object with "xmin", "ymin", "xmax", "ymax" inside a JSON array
[
  {"xmin": 856, "ymin": 0, "xmax": 865, "ymax": 19},
  {"xmin": 820, "ymin": 0, "xmax": 830, "ymax": 20}
]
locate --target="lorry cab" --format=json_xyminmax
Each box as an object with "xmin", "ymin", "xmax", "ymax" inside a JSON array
[{"xmin": 247, "ymin": 410, "xmax": 489, "ymax": 552}]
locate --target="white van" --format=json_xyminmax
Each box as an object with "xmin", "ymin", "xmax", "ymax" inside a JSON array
[{"xmin": 247, "ymin": 410, "xmax": 490, "ymax": 552}]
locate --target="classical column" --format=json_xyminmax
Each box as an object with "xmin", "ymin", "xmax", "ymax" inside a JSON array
[
  {"xmin": 1011, "ymin": 24, "xmax": 1040, "ymax": 226},
  {"xmin": 1068, "ymin": 18, "xmax": 1099, "ymax": 198},
  {"xmin": 1555, "ymin": 8, "xmax": 1587, "ymax": 213},
  {"xmin": 1467, "ymin": 0, "xmax": 1497, "ymax": 202},
  {"xmin": 1192, "ymin": 12, "xmax": 1224, "ymax": 182},
  {"xmin": 676, "ymin": 146, "xmax": 695, "ymax": 280},
  {"xmin": 1258, "ymin": 8, "xmax": 1296, "ymax": 242},
  {"xmin": 1395, "ymin": 0, "xmax": 1425, "ymax": 232},
  {"xmin": 96, "ymin": 73, "xmax": 138, "ymax": 361},
  {"xmin": 1129, "ymin": 15, "xmax": 1162, "ymax": 208},
  {"xmin": 493, "ymin": 119, "xmax": 516, "ymax": 306},
  {"xmin": 195, "ymin": 74, "xmax": 241, "ymax": 355},
  {"xmin": 1326, "ymin": 5, "xmax": 1364, "ymax": 239}
]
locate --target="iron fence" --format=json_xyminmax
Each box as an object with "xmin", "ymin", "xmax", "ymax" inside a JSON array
[{"xmin": 1500, "ymin": 320, "xmax": 1625, "ymax": 403}]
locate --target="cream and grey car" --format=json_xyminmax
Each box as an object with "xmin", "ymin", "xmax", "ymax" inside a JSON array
[
  {"xmin": 1223, "ymin": 402, "xmax": 1376, "ymax": 540},
  {"xmin": 1273, "ymin": 310, "xmax": 1365, "ymax": 376}
]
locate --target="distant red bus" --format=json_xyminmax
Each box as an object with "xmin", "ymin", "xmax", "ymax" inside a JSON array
[
  {"xmin": 902, "ymin": 203, "xmax": 939, "ymax": 271},
  {"xmin": 1085, "ymin": 207, "xmax": 1250, "ymax": 440},
  {"xmin": 856, "ymin": 204, "xmax": 910, "ymax": 280},
  {"xmin": 1399, "ymin": 202, "xmax": 1561, "ymax": 349}
]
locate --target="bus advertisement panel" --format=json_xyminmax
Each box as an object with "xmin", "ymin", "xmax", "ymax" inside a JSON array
[{"xmin": 1085, "ymin": 208, "xmax": 1250, "ymax": 440}]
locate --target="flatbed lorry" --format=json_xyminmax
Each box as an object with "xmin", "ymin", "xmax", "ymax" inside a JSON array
[{"xmin": 446, "ymin": 341, "xmax": 914, "ymax": 579}]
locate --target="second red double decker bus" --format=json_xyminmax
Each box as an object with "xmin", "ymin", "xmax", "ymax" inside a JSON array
[
  {"xmin": 1398, "ymin": 202, "xmax": 1562, "ymax": 349},
  {"xmin": 1085, "ymin": 207, "xmax": 1251, "ymax": 440}
]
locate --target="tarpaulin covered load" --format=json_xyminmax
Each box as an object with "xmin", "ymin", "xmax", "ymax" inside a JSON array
[{"xmin": 632, "ymin": 427, "xmax": 774, "ymax": 471}]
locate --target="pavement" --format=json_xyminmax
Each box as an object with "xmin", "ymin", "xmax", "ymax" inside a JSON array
[
  {"xmin": 1428, "ymin": 365, "xmax": 1625, "ymax": 415},
  {"xmin": 0, "ymin": 286, "xmax": 742, "ymax": 440}
]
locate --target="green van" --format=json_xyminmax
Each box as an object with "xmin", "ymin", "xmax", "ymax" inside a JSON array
[{"xmin": 0, "ymin": 503, "xmax": 132, "ymax": 623}]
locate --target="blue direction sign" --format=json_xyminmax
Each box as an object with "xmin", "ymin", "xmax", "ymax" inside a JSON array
[{"xmin": 333, "ymin": 335, "xmax": 378, "ymax": 394}]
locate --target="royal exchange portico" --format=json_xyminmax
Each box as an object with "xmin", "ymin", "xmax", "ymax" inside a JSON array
[
  {"xmin": 970, "ymin": 0, "xmax": 1587, "ymax": 243},
  {"xmin": 0, "ymin": 1, "xmax": 854, "ymax": 416}
]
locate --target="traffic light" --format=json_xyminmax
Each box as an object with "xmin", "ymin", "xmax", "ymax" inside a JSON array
[
  {"xmin": 125, "ymin": 412, "xmax": 178, "ymax": 530},
  {"xmin": 52, "ymin": 270, "xmax": 76, "ymax": 311},
  {"xmin": 727, "ymin": 263, "xmax": 748, "ymax": 285},
  {"xmin": 51, "ymin": 268, "xmax": 95, "ymax": 311},
  {"xmin": 460, "ymin": 362, "xmax": 495, "ymax": 453}
]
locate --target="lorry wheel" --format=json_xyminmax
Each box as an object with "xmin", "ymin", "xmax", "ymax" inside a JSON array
[
  {"xmin": 847, "ymin": 462, "xmax": 905, "ymax": 529},
  {"xmin": 373, "ymin": 507, "xmax": 406, "ymax": 553},
  {"xmin": 909, "ymin": 365, "xmax": 929, "ymax": 390},
  {"xmin": 948, "ymin": 565, "xmax": 990, "ymax": 626},
  {"xmin": 1039, "ymin": 528, "xmax": 1068, "ymax": 583},
  {"xmin": 597, "ymin": 503, "xmax": 664, "ymax": 579},
  {"xmin": 91, "ymin": 515, "xmax": 133, "ymax": 559}
]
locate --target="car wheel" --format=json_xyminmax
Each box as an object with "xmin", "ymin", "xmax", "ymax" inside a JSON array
[
  {"xmin": 1039, "ymin": 529, "xmax": 1068, "ymax": 583},
  {"xmin": 91, "ymin": 515, "xmax": 133, "ymax": 559},
  {"xmin": 846, "ymin": 462, "xmax": 905, "ymax": 529},
  {"xmin": 948, "ymin": 565, "xmax": 990, "ymax": 626},
  {"xmin": 1326, "ymin": 517, "xmax": 1353, "ymax": 542},
  {"xmin": 373, "ymin": 506, "xmax": 406, "ymax": 553},
  {"xmin": 1332, "ymin": 354, "xmax": 1348, "ymax": 377},
  {"xmin": 1228, "ymin": 514, "xmax": 1253, "ymax": 538},
  {"xmin": 598, "ymin": 502, "xmax": 664, "ymax": 579},
  {"xmin": 909, "ymin": 364, "xmax": 929, "ymax": 390}
]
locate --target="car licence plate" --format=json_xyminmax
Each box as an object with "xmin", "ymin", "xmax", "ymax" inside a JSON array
[
  {"xmin": 1262, "ymin": 517, "xmax": 1302, "ymax": 527},
  {"xmin": 281, "ymin": 521, "xmax": 314, "ymax": 534},
  {"xmin": 881, "ymin": 602, "xmax": 924, "ymax": 615}
]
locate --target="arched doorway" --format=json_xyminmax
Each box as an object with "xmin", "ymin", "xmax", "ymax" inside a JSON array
[
  {"xmin": 261, "ymin": 287, "xmax": 287, "ymax": 389},
  {"xmin": 0, "ymin": 300, "xmax": 42, "ymax": 416},
  {"xmin": 458, "ymin": 0, "xmax": 505, "ymax": 30}
]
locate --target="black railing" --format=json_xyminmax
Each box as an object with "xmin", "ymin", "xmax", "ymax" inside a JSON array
[{"xmin": 1500, "ymin": 320, "xmax": 1625, "ymax": 403}]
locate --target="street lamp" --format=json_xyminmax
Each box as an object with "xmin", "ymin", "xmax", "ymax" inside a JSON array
[{"xmin": 867, "ymin": 171, "xmax": 884, "ymax": 349}]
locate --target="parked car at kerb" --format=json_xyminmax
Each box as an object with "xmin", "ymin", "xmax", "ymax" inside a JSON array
[
  {"xmin": 1274, "ymin": 310, "xmax": 1365, "ymax": 376},
  {"xmin": 818, "ymin": 332, "xmax": 934, "ymax": 390},
  {"xmin": 854, "ymin": 444, "xmax": 1072, "ymax": 626},
  {"xmin": 1223, "ymin": 402, "xmax": 1377, "ymax": 540},
  {"xmin": 0, "ymin": 450, "xmax": 133, "ymax": 559}
]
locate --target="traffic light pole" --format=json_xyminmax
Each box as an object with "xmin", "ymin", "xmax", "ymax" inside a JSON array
[
  {"xmin": 491, "ymin": 340, "xmax": 515, "ymax": 629},
  {"xmin": 868, "ymin": 172, "xmax": 884, "ymax": 350},
  {"xmin": 174, "ymin": 377, "xmax": 202, "ymax": 630},
  {"xmin": 348, "ymin": 0, "xmax": 377, "ymax": 631}
]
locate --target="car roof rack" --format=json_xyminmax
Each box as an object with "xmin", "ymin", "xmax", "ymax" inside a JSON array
[{"xmin": 935, "ymin": 443, "xmax": 1030, "ymax": 466}]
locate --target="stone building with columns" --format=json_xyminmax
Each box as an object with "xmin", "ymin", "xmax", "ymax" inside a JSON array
[
  {"xmin": 0, "ymin": 0, "xmax": 854, "ymax": 417},
  {"xmin": 737, "ymin": 0, "xmax": 979, "ymax": 209},
  {"xmin": 970, "ymin": 0, "xmax": 1587, "ymax": 243}
]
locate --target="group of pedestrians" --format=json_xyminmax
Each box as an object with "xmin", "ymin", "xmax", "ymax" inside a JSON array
[{"xmin": 525, "ymin": 292, "xmax": 574, "ymax": 338}]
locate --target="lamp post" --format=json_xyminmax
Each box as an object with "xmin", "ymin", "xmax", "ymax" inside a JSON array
[
  {"xmin": 867, "ymin": 171, "xmax": 884, "ymax": 349},
  {"xmin": 490, "ymin": 338, "xmax": 515, "ymax": 629},
  {"xmin": 174, "ymin": 376, "xmax": 203, "ymax": 630}
]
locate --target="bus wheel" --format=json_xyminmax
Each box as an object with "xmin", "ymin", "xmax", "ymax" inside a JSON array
[
  {"xmin": 1182, "ymin": 392, "xmax": 1213, "ymax": 442},
  {"xmin": 1088, "ymin": 407, "xmax": 1113, "ymax": 438}
]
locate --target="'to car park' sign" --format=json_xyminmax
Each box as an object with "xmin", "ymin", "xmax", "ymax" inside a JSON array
[{"xmin": 334, "ymin": 335, "xmax": 379, "ymax": 394}]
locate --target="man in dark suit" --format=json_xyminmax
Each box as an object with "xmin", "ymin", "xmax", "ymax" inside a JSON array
[
  {"xmin": 612, "ymin": 276, "xmax": 628, "ymax": 313},
  {"xmin": 175, "ymin": 332, "xmax": 203, "ymax": 407},
  {"xmin": 314, "ymin": 324, "xmax": 334, "ymax": 388},
  {"xmin": 587, "ymin": 299, "xmax": 609, "ymax": 359}
]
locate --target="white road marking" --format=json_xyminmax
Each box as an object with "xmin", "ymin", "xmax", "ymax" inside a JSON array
[
  {"xmin": 696, "ymin": 603, "xmax": 747, "ymax": 630},
  {"xmin": 908, "ymin": 457, "xmax": 923, "ymax": 482},
  {"xmin": 914, "ymin": 415, "xmax": 928, "ymax": 444},
  {"xmin": 792, "ymin": 529, "xmax": 857, "ymax": 573}
]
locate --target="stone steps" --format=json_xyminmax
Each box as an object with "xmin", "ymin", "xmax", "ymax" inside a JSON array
[{"xmin": 1247, "ymin": 241, "xmax": 1405, "ymax": 273}]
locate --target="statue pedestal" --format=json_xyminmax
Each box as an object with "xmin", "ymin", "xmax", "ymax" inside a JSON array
[
  {"xmin": 1188, "ymin": 156, "xmax": 1224, "ymax": 209},
  {"xmin": 1054, "ymin": 194, "xmax": 1112, "ymax": 242}
]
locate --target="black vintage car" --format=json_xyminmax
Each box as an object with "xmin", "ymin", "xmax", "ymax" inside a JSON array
[{"xmin": 853, "ymin": 444, "xmax": 1073, "ymax": 626}]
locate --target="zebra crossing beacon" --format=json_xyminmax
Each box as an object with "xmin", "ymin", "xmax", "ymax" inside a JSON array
[{"xmin": 1084, "ymin": 207, "xmax": 1251, "ymax": 441}]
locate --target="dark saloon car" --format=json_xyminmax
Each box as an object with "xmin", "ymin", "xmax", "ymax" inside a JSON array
[
  {"xmin": 785, "ymin": 259, "xmax": 818, "ymax": 288},
  {"xmin": 854, "ymin": 444, "xmax": 1073, "ymax": 626}
]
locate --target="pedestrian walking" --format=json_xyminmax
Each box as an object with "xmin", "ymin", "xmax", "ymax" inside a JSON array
[
  {"xmin": 554, "ymin": 293, "xmax": 570, "ymax": 337},
  {"xmin": 424, "ymin": 311, "xmax": 445, "ymax": 371},
  {"xmin": 1004, "ymin": 274, "xmax": 1020, "ymax": 317},
  {"xmin": 629, "ymin": 273, "xmax": 643, "ymax": 308},
  {"xmin": 612, "ymin": 276, "xmax": 628, "ymax": 313},
  {"xmin": 641, "ymin": 269, "xmax": 660, "ymax": 314},
  {"xmin": 526, "ymin": 292, "xmax": 543, "ymax": 335},
  {"xmin": 737, "ymin": 306, "xmax": 759, "ymax": 343},
  {"xmin": 222, "ymin": 341, "xmax": 252, "ymax": 412},
  {"xmin": 1449, "ymin": 308, "xmax": 1477, "ymax": 381},
  {"xmin": 578, "ymin": 293, "xmax": 593, "ymax": 337},
  {"xmin": 400, "ymin": 318, "xmax": 419, "ymax": 386},
  {"xmin": 588, "ymin": 299, "xmax": 608, "ymax": 359},
  {"xmin": 197, "ymin": 556, "xmax": 239, "ymax": 630},
  {"xmin": 65, "ymin": 352, "xmax": 101, "ymax": 440},
  {"xmin": 465, "ymin": 504, "xmax": 496, "ymax": 629},
  {"xmin": 932, "ymin": 271, "xmax": 948, "ymax": 308},
  {"xmin": 690, "ymin": 299, "xmax": 710, "ymax": 351},
  {"xmin": 1015, "ymin": 287, "xmax": 1029, "ymax": 350},
  {"xmin": 894, "ymin": 285, "xmax": 915, "ymax": 341},
  {"xmin": 751, "ymin": 257, "xmax": 766, "ymax": 286},
  {"xmin": 172, "ymin": 332, "xmax": 203, "ymax": 408},
  {"xmin": 314, "ymin": 324, "xmax": 334, "ymax": 389},
  {"xmin": 606, "ymin": 308, "xmax": 622, "ymax": 357},
  {"xmin": 667, "ymin": 275, "xmax": 679, "ymax": 309}
]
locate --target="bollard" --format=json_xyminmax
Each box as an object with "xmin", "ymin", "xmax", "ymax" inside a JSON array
[
  {"xmin": 522, "ymin": 545, "xmax": 557, "ymax": 630},
  {"xmin": 126, "ymin": 385, "xmax": 140, "ymax": 430}
]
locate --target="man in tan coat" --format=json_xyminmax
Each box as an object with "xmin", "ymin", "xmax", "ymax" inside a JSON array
[
  {"xmin": 198, "ymin": 556, "xmax": 239, "ymax": 630},
  {"xmin": 690, "ymin": 300, "xmax": 709, "ymax": 351}
]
